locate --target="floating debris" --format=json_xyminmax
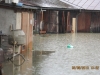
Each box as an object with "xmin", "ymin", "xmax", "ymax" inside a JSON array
[{"xmin": 67, "ymin": 44, "xmax": 74, "ymax": 49}]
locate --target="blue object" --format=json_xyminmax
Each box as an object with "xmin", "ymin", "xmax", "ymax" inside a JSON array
[
  {"xmin": 67, "ymin": 44, "xmax": 73, "ymax": 49},
  {"xmin": 16, "ymin": 3, "xmax": 23, "ymax": 7}
]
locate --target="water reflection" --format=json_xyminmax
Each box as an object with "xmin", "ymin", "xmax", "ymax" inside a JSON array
[
  {"xmin": 33, "ymin": 33, "xmax": 100, "ymax": 75},
  {"xmin": 2, "ymin": 51, "xmax": 33, "ymax": 75},
  {"xmin": 2, "ymin": 33, "xmax": 100, "ymax": 75}
]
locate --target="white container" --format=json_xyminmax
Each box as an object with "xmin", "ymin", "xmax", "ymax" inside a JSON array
[
  {"xmin": 11, "ymin": 30, "xmax": 26, "ymax": 45},
  {"xmin": 12, "ymin": 0, "xmax": 19, "ymax": 3},
  {"xmin": 5, "ymin": 0, "xmax": 19, "ymax": 3}
]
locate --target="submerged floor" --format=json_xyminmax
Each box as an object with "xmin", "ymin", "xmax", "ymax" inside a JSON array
[
  {"xmin": 33, "ymin": 33, "xmax": 100, "ymax": 75},
  {"xmin": 2, "ymin": 33, "xmax": 100, "ymax": 75}
]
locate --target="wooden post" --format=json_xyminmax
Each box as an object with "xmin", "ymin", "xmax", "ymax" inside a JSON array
[
  {"xmin": 40, "ymin": 11, "xmax": 43, "ymax": 31},
  {"xmin": 57, "ymin": 11, "xmax": 59, "ymax": 33},
  {"xmin": 72, "ymin": 18, "xmax": 76, "ymax": 33},
  {"xmin": 67, "ymin": 12, "xmax": 71, "ymax": 32},
  {"xmin": 62, "ymin": 11, "xmax": 65, "ymax": 33}
]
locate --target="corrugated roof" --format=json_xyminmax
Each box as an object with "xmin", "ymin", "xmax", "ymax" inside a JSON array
[
  {"xmin": 20, "ymin": 0, "xmax": 76, "ymax": 9},
  {"xmin": 59, "ymin": 0, "xmax": 100, "ymax": 10},
  {"xmin": 20, "ymin": 0, "xmax": 100, "ymax": 10}
]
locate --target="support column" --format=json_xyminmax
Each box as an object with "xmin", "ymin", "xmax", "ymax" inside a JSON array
[{"xmin": 72, "ymin": 18, "xmax": 76, "ymax": 33}]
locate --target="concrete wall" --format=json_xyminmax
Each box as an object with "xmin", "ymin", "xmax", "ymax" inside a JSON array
[
  {"xmin": 0, "ymin": 8, "xmax": 16, "ymax": 35},
  {"xmin": 16, "ymin": 12, "xmax": 21, "ymax": 29}
]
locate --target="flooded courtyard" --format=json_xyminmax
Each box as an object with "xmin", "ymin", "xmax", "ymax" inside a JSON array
[
  {"xmin": 33, "ymin": 33, "xmax": 100, "ymax": 75},
  {"xmin": 2, "ymin": 33, "xmax": 100, "ymax": 75}
]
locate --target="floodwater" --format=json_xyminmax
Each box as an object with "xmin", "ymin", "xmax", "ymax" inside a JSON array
[
  {"xmin": 33, "ymin": 33, "xmax": 100, "ymax": 75},
  {"xmin": 2, "ymin": 33, "xmax": 100, "ymax": 75}
]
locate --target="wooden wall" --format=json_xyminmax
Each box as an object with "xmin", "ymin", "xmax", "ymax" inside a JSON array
[
  {"xmin": 21, "ymin": 12, "xmax": 33, "ymax": 56},
  {"xmin": 35, "ymin": 10, "xmax": 100, "ymax": 33},
  {"xmin": 59, "ymin": 11, "xmax": 66, "ymax": 33},
  {"xmin": 29, "ymin": 13, "xmax": 33, "ymax": 50},
  {"xmin": 35, "ymin": 10, "xmax": 78, "ymax": 33},
  {"xmin": 43, "ymin": 11, "xmax": 49, "ymax": 32},
  {"xmin": 66, "ymin": 11, "xmax": 71, "ymax": 32},
  {"xmin": 59, "ymin": 11, "xmax": 78, "ymax": 33},
  {"xmin": 48, "ymin": 11, "xmax": 58, "ymax": 33},
  {"xmin": 91, "ymin": 12, "xmax": 100, "ymax": 33},
  {"xmin": 77, "ymin": 12, "xmax": 91, "ymax": 32},
  {"xmin": 14, "ymin": 11, "xmax": 33, "ymax": 75},
  {"xmin": 39, "ymin": 10, "xmax": 58, "ymax": 33}
]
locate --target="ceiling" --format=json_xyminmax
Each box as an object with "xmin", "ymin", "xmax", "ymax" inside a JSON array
[{"xmin": 20, "ymin": 0, "xmax": 100, "ymax": 10}]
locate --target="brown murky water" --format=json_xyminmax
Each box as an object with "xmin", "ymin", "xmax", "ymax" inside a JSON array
[{"xmin": 2, "ymin": 33, "xmax": 100, "ymax": 75}]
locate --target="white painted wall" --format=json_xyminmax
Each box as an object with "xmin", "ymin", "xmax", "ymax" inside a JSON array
[
  {"xmin": 0, "ymin": 8, "xmax": 16, "ymax": 34},
  {"xmin": 16, "ymin": 12, "xmax": 21, "ymax": 29}
]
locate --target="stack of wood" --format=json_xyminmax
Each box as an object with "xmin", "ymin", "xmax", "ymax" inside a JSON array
[{"xmin": 40, "ymin": 31, "xmax": 46, "ymax": 34}]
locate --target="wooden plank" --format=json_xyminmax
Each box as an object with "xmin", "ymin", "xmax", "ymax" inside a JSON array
[
  {"xmin": 20, "ymin": 12, "xmax": 33, "ymax": 74},
  {"xmin": 28, "ymin": 12, "xmax": 33, "ymax": 51},
  {"xmin": 62, "ymin": 11, "xmax": 65, "ymax": 33},
  {"xmin": 59, "ymin": 11, "xmax": 63, "ymax": 33},
  {"xmin": 91, "ymin": 12, "xmax": 100, "ymax": 32},
  {"xmin": 49, "ymin": 11, "xmax": 57, "ymax": 33},
  {"xmin": 43, "ymin": 11, "xmax": 49, "ymax": 31},
  {"xmin": 40, "ymin": 31, "xmax": 46, "ymax": 34},
  {"xmin": 77, "ymin": 12, "xmax": 85, "ymax": 32},
  {"xmin": 85, "ymin": 12, "xmax": 91, "ymax": 32},
  {"xmin": 78, "ymin": 12, "xmax": 91, "ymax": 32},
  {"xmin": 57, "ymin": 11, "xmax": 59, "ymax": 33},
  {"xmin": 21, "ymin": 12, "xmax": 29, "ymax": 56},
  {"xmin": 67, "ymin": 12, "xmax": 71, "ymax": 32}
]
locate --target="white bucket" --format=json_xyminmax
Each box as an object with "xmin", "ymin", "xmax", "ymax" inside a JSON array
[
  {"xmin": 5, "ymin": 0, "xmax": 19, "ymax": 3},
  {"xmin": 12, "ymin": 0, "xmax": 19, "ymax": 3}
]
